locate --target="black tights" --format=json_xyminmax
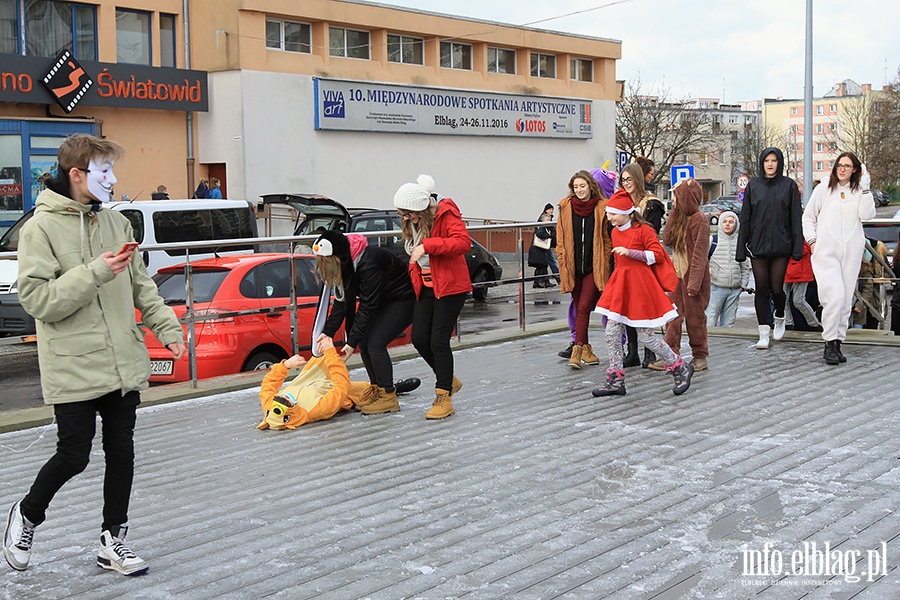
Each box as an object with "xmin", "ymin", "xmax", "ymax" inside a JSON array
[
  {"xmin": 751, "ymin": 256, "xmax": 789, "ymax": 325},
  {"xmin": 411, "ymin": 289, "xmax": 466, "ymax": 391}
]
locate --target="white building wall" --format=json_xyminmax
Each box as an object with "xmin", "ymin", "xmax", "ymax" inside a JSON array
[{"xmin": 201, "ymin": 70, "xmax": 616, "ymax": 222}]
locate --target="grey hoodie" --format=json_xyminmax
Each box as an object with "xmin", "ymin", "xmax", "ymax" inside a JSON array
[{"xmin": 709, "ymin": 210, "xmax": 750, "ymax": 289}]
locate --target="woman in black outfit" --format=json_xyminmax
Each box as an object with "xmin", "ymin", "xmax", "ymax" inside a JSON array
[
  {"xmin": 736, "ymin": 147, "xmax": 804, "ymax": 349},
  {"xmin": 313, "ymin": 230, "xmax": 415, "ymax": 415}
]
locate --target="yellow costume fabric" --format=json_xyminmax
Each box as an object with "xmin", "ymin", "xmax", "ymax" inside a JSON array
[{"xmin": 257, "ymin": 347, "xmax": 370, "ymax": 430}]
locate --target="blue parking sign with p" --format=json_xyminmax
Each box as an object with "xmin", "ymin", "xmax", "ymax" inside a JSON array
[
  {"xmin": 671, "ymin": 165, "xmax": 694, "ymax": 185},
  {"xmin": 618, "ymin": 151, "xmax": 629, "ymax": 173}
]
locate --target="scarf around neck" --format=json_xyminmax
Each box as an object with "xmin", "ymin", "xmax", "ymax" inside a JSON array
[{"xmin": 571, "ymin": 196, "xmax": 599, "ymax": 217}]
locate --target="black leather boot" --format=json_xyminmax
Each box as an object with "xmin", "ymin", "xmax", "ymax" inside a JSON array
[
  {"xmin": 823, "ymin": 340, "xmax": 840, "ymax": 365},
  {"xmin": 641, "ymin": 348, "xmax": 656, "ymax": 368},
  {"xmin": 623, "ymin": 326, "xmax": 640, "ymax": 368},
  {"xmin": 834, "ymin": 340, "xmax": 847, "ymax": 363}
]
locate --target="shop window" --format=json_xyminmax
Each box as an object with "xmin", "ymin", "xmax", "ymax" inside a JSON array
[
  {"xmin": 160, "ymin": 13, "xmax": 176, "ymax": 67},
  {"xmin": 116, "ymin": 8, "xmax": 150, "ymax": 65},
  {"xmin": 570, "ymin": 57, "xmax": 593, "ymax": 82},
  {"xmin": 329, "ymin": 26, "xmax": 369, "ymax": 59},
  {"xmin": 487, "ymin": 47, "xmax": 516, "ymax": 74},
  {"xmin": 530, "ymin": 53, "xmax": 556, "ymax": 78},
  {"xmin": 0, "ymin": 135, "xmax": 23, "ymax": 213},
  {"xmin": 20, "ymin": 1, "xmax": 96, "ymax": 59},
  {"xmin": 266, "ymin": 18, "xmax": 310, "ymax": 53},
  {"xmin": 440, "ymin": 41, "xmax": 471, "ymax": 70},
  {"xmin": 387, "ymin": 34, "xmax": 423, "ymax": 65}
]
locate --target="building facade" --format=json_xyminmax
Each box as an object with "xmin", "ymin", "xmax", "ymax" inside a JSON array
[
  {"xmin": 762, "ymin": 80, "xmax": 888, "ymax": 190},
  {"xmin": 2, "ymin": 1, "xmax": 621, "ymax": 227},
  {"xmin": 0, "ymin": 0, "xmax": 208, "ymax": 227},
  {"xmin": 189, "ymin": 0, "xmax": 622, "ymax": 221}
]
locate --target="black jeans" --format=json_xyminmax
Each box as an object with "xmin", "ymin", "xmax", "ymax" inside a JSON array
[
  {"xmin": 359, "ymin": 297, "xmax": 415, "ymax": 389},
  {"xmin": 411, "ymin": 289, "xmax": 467, "ymax": 391},
  {"xmin": 21, "ymin": 390, "xmax": 140, "ymax": 533}
]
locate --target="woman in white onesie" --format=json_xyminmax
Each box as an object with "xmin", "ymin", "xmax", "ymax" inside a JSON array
[{"xmin": 802, "ymin": 152, "xmax": 876, "ymax": 365}]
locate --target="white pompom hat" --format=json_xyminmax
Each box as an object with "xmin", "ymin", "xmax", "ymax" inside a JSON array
[{"xmin": 393, "ymin": 174, "xmax": 436, "ymax": 211}]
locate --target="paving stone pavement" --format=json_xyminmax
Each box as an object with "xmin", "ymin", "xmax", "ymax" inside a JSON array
[{"xmin": 1, "ymin": 332, "xmax": 898, "ymax": 600}]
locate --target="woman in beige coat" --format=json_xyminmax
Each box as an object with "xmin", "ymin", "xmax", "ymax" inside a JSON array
[{"xmin": 556, "ymin": 170, "xmax": 612, "ymax": 369}]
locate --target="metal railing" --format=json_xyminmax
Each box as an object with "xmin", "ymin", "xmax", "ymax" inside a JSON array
[{"xmin": 3, "ymin": 221, "xmax": 896, "ymax": 386}]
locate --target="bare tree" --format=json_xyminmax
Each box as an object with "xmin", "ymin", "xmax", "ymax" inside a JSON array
[
  {"xmin": 731, "ymin": 120, "xmax": 783, "ymax": 179},
  {"xmin": 867, "ymin": 69, "xmax": 900, "ymax": 189},
  {"xmin": 616, "ymin": 77, "xmax": 725, "ymax": 188},
  {"xmin": 832, "ymin": 93, "xmax": 874, "ymax": 165}
]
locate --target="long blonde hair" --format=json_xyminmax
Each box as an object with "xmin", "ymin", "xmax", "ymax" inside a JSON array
[
  {"xmin": 400, "ymin": 204, "xmax": 438, "ymax": 255},
  {"xmin": 314, "ymin": 255, "xmax": 343, "ymax": 289}
]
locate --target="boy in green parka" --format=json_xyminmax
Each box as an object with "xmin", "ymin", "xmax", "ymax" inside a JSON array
[{"xmin": 3, "ymin": 134, "xmax": 185, "ymax": 576}]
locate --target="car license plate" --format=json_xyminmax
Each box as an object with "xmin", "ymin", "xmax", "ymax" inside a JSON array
[{"xmin": 150, "ymin": 360, "xmax": 173, "ymax": 376}]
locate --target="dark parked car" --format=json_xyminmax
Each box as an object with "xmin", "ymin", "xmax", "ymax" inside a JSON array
[
  {"xmin": 714, "ymin": 195, "xmax": 743, "ymax": 213},
  {"xmin": 259, "ymin": 194, "xmax": 503, "ymax": 301},
  {"xmin": 699, "ymin": 203, "xmax": 723, "ymax": 225},
  {"xmin": 871, "ymin": 189, "xmax": 891, "ymax": 207}
]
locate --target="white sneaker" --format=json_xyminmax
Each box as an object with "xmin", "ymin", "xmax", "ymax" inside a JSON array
[
  {"xmin": 773, "ymin": 316, "xmax": 786, "ymax": 341},
  {"xmin": 756, "ymin": 325, "xmax": 770, "ymax": 350},
  {"xmin": 97, "ymin": 527, "xmax": 148, "ymax": 576},
  {"xmin": 3, "ymin": 502, "xmax": 36, "ymax": 571}
]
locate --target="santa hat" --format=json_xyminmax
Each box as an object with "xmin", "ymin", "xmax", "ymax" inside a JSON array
[
  {"xmin": 393, "ymin": 174, "xmax": 436, "ymax": 211},
  {"xmin": 605, "ymin": 189, "xmax": 636, "ymax": 215}
]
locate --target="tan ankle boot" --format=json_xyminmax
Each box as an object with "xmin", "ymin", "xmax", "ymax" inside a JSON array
[
  {"xmin": 568, "ymin": 344, "xmax": 583, "ymax": 369},
  {"xmin": 451, "ymin": 376, "xmax": 463, "ymax": 396},
  {"xmin": 425, "ymin": 388, "xmax": 455, "ymax": 419},
  {"xmin": 354, "ymin": 384, "xmax": 379, "ymax": 411},
  {"xmin": 360, "ymin": 387, "xmax": 399, "ymax": 415},
  {"xmin": 581, "ymin": 343, "xmax": 600, "ymax": 365}
]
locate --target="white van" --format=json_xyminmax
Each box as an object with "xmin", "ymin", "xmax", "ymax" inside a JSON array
[{"xmin": 0, "ymin": 199, "xmax": 258, "ymax": 335}]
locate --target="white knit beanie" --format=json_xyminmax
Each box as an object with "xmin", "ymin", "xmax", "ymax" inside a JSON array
[{"xmin": 393, "ymin": 174, "xmax": 436, "ymax": 211}]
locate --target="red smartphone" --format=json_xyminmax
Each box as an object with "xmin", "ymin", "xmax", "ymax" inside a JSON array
[{"xmin": 117, "ymin": 242, "xmax": 139, "ymax": 256}]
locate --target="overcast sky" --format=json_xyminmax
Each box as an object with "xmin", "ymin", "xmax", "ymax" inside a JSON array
[{"xmin": 378, "ymin": 0, "xmax": 900, "ymax": 102}]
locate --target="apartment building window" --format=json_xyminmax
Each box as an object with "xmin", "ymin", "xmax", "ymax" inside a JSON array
[
  {"xmin": 790, "ymin": 107, "xmax": 798, "ymax": 115},
  {"xmin": 790, "ymin": 124, "xmax": 798, "ymax": 133},
  {"xmin": 160, "ymin": 13, "xmax": 176, "ymax": 67},
  {"xmin": 816, "ymin": 105, "xmax": 823, "ymax": 115},
  {"xmin": 267, "ymin": 19, "xmax": 311, "ymax": 53},
  {"xmin": 829, "ymin": 103, "xmax": 837, "ymax": 112},
  {"xmin": 440, "ymin": 41, "xmax": 471, "ymax": 70},
  {"xmin": 699, "ymin": 150, "xmax": 708, "ymax": 165},
  {"xmin": 830, "ymin": 142, "xmax": 837, "ymax": 151},
  {"xmin": 719, "ymin": 149, "xmax": 725, "ymax": 165},
  {"xmin": 729, "ymin": 115, "xmax": 739, "ymax": 124},
  {"xmin": 387, "ymin": 34, "xmax": 423, "ymax": 64},
  {"xmin": 116, "ymin": 9, "xmax": 150, "ymax": 65},
  {"xmin": 530, "ymin": 52, "xmax": 556, "ymax": 78},
  {"xmin": 330, "ymin": 27, "xmax": 369, "ymax": 59},
  {"xmin": 816, "ymin": 142, "xmax": 823, "ymax": 152},
  {"xmin": 12, "ymin": 1, "xmax": 97, "ymax": 59},
  {"xmin": 829, "ymin": 123, "xmax": 837, "ymax": 132},
  {"xmin": 570, "ymin": 57, "xmax": 593, "ymax": 81},
  {"xmin": 487, "ymin": 47, "xmax": 516, "ymax": 74},
  {"xmin": 816, "ymin": 123, "xmax": 823, "ymax": 134}
]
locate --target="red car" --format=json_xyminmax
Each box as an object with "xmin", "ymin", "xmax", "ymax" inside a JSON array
[{"xmin": 139, "ymin": 253, "xmax": 410, "ymax": 383}]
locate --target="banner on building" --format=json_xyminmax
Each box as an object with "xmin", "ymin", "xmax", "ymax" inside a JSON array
[{"xmin": 314, "ymin": 78, "xmax": 592, "ymax": 139}]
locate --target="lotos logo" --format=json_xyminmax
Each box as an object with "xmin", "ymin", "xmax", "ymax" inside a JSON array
[
  {"xmin": 322, "ymin": 90, "xmax": 345, "ymax": 118},
  {"xmin": 515, "ymin": 118, "xmax": 546, "ymax": 133}
]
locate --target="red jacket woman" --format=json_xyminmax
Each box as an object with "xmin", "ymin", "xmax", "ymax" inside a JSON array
[{"xmin": 393, "ymin": 174, "xmax": 471, "ymax": 420}]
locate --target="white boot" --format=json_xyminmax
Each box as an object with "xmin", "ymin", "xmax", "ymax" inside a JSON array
[
  {"xmin": 773, "ymin": 316, "xmax": 786, "ymax": 341},
  {"xmin": 756, "ymin": 325, "xmax": 770, "ymax": 350}
]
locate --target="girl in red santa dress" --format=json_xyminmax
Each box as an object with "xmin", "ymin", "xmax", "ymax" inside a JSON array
[{"xmin": 593, "ymin": 190, "xmax": 695, "ymax": 397}]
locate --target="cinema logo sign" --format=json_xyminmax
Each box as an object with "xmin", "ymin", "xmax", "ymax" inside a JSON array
[{"xmin": 0, "ymin": 53, "xmax": 209, "ymax": 113}]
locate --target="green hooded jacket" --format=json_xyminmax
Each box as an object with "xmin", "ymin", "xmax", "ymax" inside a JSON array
[{"xmin": 17, "ymin": 189, "xmax": 183, "ymax": 405}]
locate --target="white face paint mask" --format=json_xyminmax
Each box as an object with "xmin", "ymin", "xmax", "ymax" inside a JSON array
[{"xmin": 86, "ymin": 157, "xmax": 117, "ymax": 202}]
